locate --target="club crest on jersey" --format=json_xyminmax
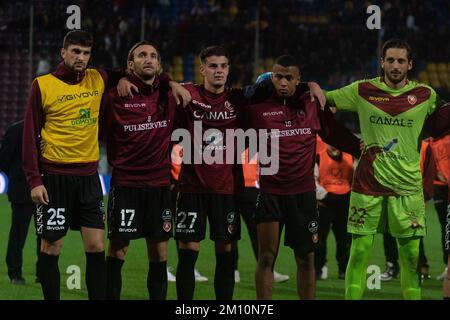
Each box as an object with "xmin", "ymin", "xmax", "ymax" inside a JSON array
[
  {"xmin": 228, "ymin": 224, "xmax": 236, "ymax": 234},
  {"xmin": 163, "ymin": 221, "xmax": 172, "ymax": 232},
  {"xmin": 162, "ymin": 209, "xmax": 173, "ymax": 232},
  {"xmin": 224, "ymin": 101, "xmax": 234, "ymax": 111},
  {"xmin": 297, "ymin": 110, "xmax": 306, "ymax": 120},
  {"xmin": 407, "ymin": 95, "xmax": 417, "ymax": 105}
]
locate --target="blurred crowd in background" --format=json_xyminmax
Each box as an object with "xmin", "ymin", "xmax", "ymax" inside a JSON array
[{"xmin": 1, "ymin": 0, "xmax": 449, "ymax": 137}]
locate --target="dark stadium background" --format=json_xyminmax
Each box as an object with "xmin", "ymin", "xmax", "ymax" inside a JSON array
[
  {"xmin": 0, "ymin": 0, "xmax": 448, "ymax": 300},
  {"xmin": 1, "ymin": 0, "xmax": 449, "ymax": 138}
]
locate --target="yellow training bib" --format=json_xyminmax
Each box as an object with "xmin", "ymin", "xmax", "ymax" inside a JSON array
[{"xmin": 36, "ymin": 69, "xmax": 104, "ymax": 163}]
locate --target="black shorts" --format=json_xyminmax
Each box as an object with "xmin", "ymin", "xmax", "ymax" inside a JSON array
[
  {"xmin": 255, "ymin": 191, "xmax": 319, "ymax": 254},
  {"xmin": 175, "ymin": 193, "xmax": 240, "ymax": 242},
  {"xmin": 236, "ymin": 187, "xmax": 259, "ymax": 216},
  {"xmin": 35, "ymin": 173, "xmax": 105, "ymax": 242},
  {"xmin": 107, "ymin": 185, "xmax": 173, "ymax": 240}
]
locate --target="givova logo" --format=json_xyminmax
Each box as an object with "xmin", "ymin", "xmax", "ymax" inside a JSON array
[
  {"xmin": 71, "ymin": 108, "xmax": 97, "ymax": 126},
  {"xmin": 57, "ymin": 90, "xmax": 99, "ymax": 103}
]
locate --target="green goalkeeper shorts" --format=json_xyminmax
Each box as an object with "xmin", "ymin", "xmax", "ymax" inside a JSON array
[{"xmin": 347, "ymin": 191, "xmax": 426, "ymax": 238}]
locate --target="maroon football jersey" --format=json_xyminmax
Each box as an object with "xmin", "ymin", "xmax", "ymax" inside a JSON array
[
  {"xmin": 247, "ymin": 92, "xmax": 360, "ymax": 195},
  {"xmin": 175, "ymin": 83, "xmax": 247, "ymax": 194},
  {"xmin": 102, "ymin": 74, "xmax": 175, "ymax": 187}
]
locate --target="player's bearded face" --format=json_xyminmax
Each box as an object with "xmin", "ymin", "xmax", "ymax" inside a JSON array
[
  {"xmin": 61, "ymin": 45, "xmax": 91, "ymax": 72},
  {"xmin": 129, "ymin": 45, "xmax": 160, "ymax": 80},
  {"xmin": 272, "ymin": 65, "xmax": 300, "ymax": 97},
  {"xmin": 201, "ymin": 56, "xmax": 229, "ymax": 89},
  {"xmin": 382, "ymin": 48, "xmax": 412, "ymax": 85}
]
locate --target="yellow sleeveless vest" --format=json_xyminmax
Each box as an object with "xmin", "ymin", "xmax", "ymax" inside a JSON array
[{"xmin": 37, "ymin": 69, "xmax": 104, "ymax": 163}]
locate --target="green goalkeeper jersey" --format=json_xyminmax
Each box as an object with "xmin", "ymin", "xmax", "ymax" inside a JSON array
[{"xmin": 326, "ymin": 77, "xmax": 438, "ymax": 196}]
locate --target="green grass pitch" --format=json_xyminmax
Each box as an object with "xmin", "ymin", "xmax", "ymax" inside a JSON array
[{"xmin": 0, "ymin": 194, "xmax": 446, "ymax": 299}]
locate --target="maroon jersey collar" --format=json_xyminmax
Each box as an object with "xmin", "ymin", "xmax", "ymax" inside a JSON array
[
  {"xmin": 272, "ymin": 89, "xmax": 307, "ymax": 108},
  {"xmin": 200, "ymin": 85, "xmax": 228, "ymax": 99},
  {"xmin": 129, "ymin": 73, "xmax": 160, "ymax": 96},
  {"xmin": 52, "ymin": 61, "xmax": 86, "ymax": 84}
]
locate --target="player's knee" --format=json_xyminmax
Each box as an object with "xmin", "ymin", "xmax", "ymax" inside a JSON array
[
  {"xmin": 157, "ymin": 251, "xmax": 167, "ymax": 262},
  {"xmin": 295, "ymin": 251, "xmax": 314, "ymax": 271},
  {"xmin": 41, "ymin": 239, "xmax": 63, "ymax": 255},
  {"xmin": 108, "ymin": 242, "xmax": 129, "ymax": 259},
  {"xmin": 258, "ymin": 252, "xmax": 276, "ymax": 269},
  {"xmin": 179, "ymin": 241, "xmax": 200, "ymax": 251},
  {"xmin": 85, "ymin": 242, "xmax": 105, "ymax": 253},
  {"xmin": 350, "ymin": 245, "xmax": 366, "ymax": 258},
  {"xmin": 215, "ymin": 241, "xmax": 232, "ymax": 253},
  {"xmin": 349, "ymin": 241, "xmax": 371, "ymax": 261},
  {"xmin": 110, "ymin": 248, "xmax": 128, "ymax": 260},
  {"xmin": 297, "ymin": 258, "xmax": 314, "ymax": 271},
  {"xmin": 400, "ymin": 250, "xmax": 418, "ymax": 266},
  {"xmin": 148, "ymin": 249, "xmax": 167, "ymax": 262}
]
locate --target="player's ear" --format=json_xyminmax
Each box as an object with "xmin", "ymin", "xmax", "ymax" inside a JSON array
[
  {"xmin": 408, "ymin": 59, "xmax": 413, "ymax": 71},
  {"xmin": 380, "ymin": 58, "xmax": 385, "ymax": 71},
  {"xmin": 200, "ymin": 63, "xmax": 206, "ymax": 76},
  {"xmin": 60, "ymin": 48, "xmax": 66, "ymax": 60},
  {"xmin": 127, "ymin": 60, "xmax": 134, "ymax": 72},
  {"xmin": 156, "ymin": 56, "xmax": 162, "ymax": 73}
]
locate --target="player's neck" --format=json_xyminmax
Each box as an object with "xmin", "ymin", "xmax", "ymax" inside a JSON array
[
  {"xmin": 134, "ymin": 72, "xmax": 156, "ymax": 85},
  {"xmin": 57, "ymin": 62, "xmax": 85, "ymax": 84},
  {"xmin": 204, "ymin": 82, "xmax": 225, "ymax": 94},
  {"xmin": 383, "ymin": 76, "xmax": 408, "ymax": 90}
]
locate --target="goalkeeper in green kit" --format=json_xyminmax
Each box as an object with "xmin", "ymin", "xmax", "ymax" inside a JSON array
[{"xmin": 325, "ymin": 39, "xmax": 450, "ymax": 300}]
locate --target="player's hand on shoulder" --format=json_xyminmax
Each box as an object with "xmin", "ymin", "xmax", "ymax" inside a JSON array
[
  {"xmin": 117, "ymin": 77, "xmax": 139, "ymax": 98},
  {"xmin": 170, "ymin": 81, "xmax": 191, "ymax": 108},
  {"xmin": 31, "ymin": 185, "xmax": 49, "ymax": 205},
  {"xmin": 308, "ymin": 82, "xmax": 326, "ymax": 109}
]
